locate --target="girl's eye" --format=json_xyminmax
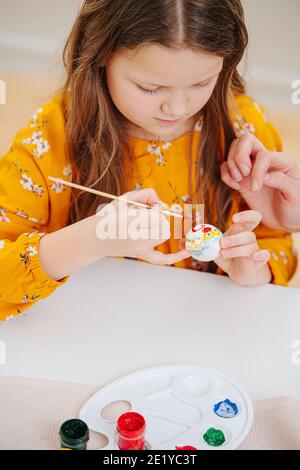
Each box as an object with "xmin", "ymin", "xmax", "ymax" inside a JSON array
[
  {"xmin": 195, "ymin": 79, "xmax": 212, "ymax": 87},
  {"xmin": 137, "ymin": 79, "xmax": 212, "ymax": 95},
  {"xmin": 137, "ymin": 85, "xmax": 159, "ymax": 95}
]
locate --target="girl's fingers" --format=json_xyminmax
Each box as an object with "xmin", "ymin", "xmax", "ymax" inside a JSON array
[
  {"xmin": 138, "ymin": 222, "xmax": 170, "ymax": 242},
  {"xmin": 146, "ymin": 249, "xmax": 191, "ymax": 265},
  {"xmin": 234, "ymin": 133, "xmax": 265, "ymax": 177},
  {"xmin": 221, "ymin": 230, "xmax": 256, "ymax": 249},
  {"xmin": 220, "ymin": 161, "xmax": 241, "ymax": 190},
  {"xmin": 160, "ymin": 201, "xmax": 170, "ymax": 211},
  {"xmin": 124, "ymin": 188, "xmax": 163, "ymax": 206},
  {"xmin": 224, "ymin": 210, "xmax": 262, "ymax": 237},
  {"xmin": 221, "ymin": 245, "xmax": 270, "ymax": 275},
  {"xmin": 136, "ymin": 208, "xmax": 170, "ymax": 235},
  {"xmin": 221, "ymin": 242, "xmax": 258, "ymax": 259},
  {"xmin": 252, "ymin": 249, "xmax": 270, "ymax": 263},
  {"xmin": 233, "ymin": 210, "xmax": 262, "ymax": 230},
  {"xmin": 178, "ymin": 239, "xmax": 186, "ymax": 250}
]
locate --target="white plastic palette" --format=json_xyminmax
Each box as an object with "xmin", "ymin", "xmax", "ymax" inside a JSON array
[{"xmin": 79, "ymin": 365, "xmax": 253, "ymax": 450}]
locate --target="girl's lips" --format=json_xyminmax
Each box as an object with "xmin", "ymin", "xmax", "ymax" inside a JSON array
[
  {"xmin": 155, "ymin": 117, "xmax": 181, "ymax": 125},
  {"xmin": 156, "ymin": 117, "xmax": 180, "ymax": 122}
]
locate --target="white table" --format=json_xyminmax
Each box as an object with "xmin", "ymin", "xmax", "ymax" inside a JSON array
[{"xmin": 1, "ymin": 257, "xmax": 300, "ymax": 400}]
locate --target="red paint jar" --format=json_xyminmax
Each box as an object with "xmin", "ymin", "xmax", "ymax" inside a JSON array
[
  {"xmin": 176, "ymin": 445, "xmax": 198, "ymax": 450},
  {"xmin": 116, "ymin": 412, "xmax": 146, "ymax": 450}
]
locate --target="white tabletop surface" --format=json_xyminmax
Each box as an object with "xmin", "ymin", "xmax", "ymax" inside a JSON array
[{"xmin": 1, "ymin": 257, "xmax": 300, "ymax": 400}]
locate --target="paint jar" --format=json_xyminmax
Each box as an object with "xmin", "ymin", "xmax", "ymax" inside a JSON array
[
  {"xmin": 116, "ymin": 412, "xmax": 146, "ymax": 450},
  {"xmin": 176, "ymin": 446, "xmax": 198, "ymax": 450},
  {"xmin": 59, "ymin": 419, "xmax": 89, "ymax": 450}
]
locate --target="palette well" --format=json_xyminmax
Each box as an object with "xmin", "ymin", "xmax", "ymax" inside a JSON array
[{"xmin": 79, "ymin": 365, "xmax": 253, "ymax": 450}]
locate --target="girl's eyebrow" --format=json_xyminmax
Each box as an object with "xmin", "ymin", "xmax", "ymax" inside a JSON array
[{"xmin": 137, "ymin": 70, "xmax": 222, "ymax": 87}]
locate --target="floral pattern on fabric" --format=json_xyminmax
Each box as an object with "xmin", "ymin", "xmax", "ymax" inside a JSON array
[
  {"xmin": 21, "ymin": 130, "xmax": 50, "ymax": 158},
  {"xmin": 0, "ymin": 93, "xmax": 297, "ymax": 321},
  {"xmin": 0, "ymin": 208, "xmax": 11, "ymax": 223}
]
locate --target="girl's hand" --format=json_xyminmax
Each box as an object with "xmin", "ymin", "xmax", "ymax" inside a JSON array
[
  {"xmin": 220, "ymin": 133, "xmax": 300, "ymax": 232},
  {"xmin": 96, "ymin": 188, "xmax": 190, "ymax": 265},
  {"xmin": 215, "ymin": 210, "xmax": 272, "ymax": 286}
]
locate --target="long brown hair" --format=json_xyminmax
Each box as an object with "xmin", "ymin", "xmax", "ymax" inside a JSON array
[{"xmin": 57, "ymin": 0, "xmax": 248, "ymax": 250}]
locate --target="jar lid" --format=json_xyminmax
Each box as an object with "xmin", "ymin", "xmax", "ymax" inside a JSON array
[
  {"xmin": 117, "ymin": 412, "xmax": 146, "ymax": 439},
  {"xmin": 59, "ymin": 419, "xmax": 89, "ymax": 446}
]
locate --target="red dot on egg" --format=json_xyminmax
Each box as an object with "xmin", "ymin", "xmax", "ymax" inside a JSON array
[{"xmin": 192, "ymin": 224, "xmax": 206, "ymax": 232}]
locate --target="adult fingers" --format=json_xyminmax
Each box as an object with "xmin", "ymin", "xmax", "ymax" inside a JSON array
[
  {"xmin": 226, "ymin": 139, "xmax": 243, "ymax": 181},
  {"xmin": 252, "ymin": 152, "xmax": 299, "ymax": 191},
  {"xmin": 220, "ymin": 161, "xmax": 241, "ymax": 190},
  {"xmin": 263, "ymin": 171, "xmax": 300, "ymax": 202},
  {"xmin": 227, "ymin": 133, "xmax": 265, "ymax": 180}
]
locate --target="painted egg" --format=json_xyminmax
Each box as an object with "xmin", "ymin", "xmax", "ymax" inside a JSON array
[{"xmin": 185, "ymin": 224, "xmax": 223, "ymax": 262}]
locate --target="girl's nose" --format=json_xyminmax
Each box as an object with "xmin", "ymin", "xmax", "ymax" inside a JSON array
[{"xmin": 161, "ymin": 91, "xmax": 188, "ymax": 118}]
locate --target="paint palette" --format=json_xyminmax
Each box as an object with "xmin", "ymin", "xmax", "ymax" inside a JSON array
[{"xmin": 79, "ymin": 365, "xmax": 253, "ymax": 450}]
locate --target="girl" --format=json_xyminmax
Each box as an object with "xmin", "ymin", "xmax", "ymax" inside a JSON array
[{"xmin": 0, "ymin": 0, "xmax": 297, "ymax": 321}]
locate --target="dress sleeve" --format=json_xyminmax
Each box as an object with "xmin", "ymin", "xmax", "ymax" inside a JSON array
[
  {"xmin": 255, "ymin": 225, "xmax": 297, "ymax": 286},
  {"xmin": 0, "ymin": 98, "xmax": 70, "ymax": 321}
]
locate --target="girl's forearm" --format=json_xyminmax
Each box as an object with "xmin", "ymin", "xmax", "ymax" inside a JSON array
[{"xmin": 38, "ymin": 215, "xmax": 107, "ymax": 281}]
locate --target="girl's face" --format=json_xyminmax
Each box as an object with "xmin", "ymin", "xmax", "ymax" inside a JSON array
[{"xmin": 106, "ymin": 44, "xmax": 223, "ymax": 141}]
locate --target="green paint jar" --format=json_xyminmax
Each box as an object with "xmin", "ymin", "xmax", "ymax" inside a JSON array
[
  {"xmin": 203, "ymin": 427, "xmax": 225, "ymax": 447},
  {"xmin": 59, "ymin": 419, "xmax": 89, "ymax": 450}
]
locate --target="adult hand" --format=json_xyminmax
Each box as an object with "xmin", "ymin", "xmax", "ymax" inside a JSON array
[{"xmin": 221, "ymin": 133, "xmax": 300, "ymax": 232}]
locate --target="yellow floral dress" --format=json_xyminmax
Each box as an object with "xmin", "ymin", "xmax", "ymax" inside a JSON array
[{"xmin": 0, "ymin": 94, "xmax": 297, "ymax": 320}]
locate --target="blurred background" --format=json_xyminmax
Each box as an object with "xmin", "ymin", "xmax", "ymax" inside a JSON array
[{"xmin": 0, "ymin": 0, "xmax": 299, "ymax": 287}]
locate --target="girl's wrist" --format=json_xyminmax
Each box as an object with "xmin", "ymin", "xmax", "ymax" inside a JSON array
[
  {"xmin": 88, "ymin": 214, "xmax": 110, "ymax": 259},
  {"xmin": 229, "ymin": 263, "xmax": 272, "ymax": 287},
  {"xmin": 38, "ymin": 214, "xmax": 110, "ymax": 282}
]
